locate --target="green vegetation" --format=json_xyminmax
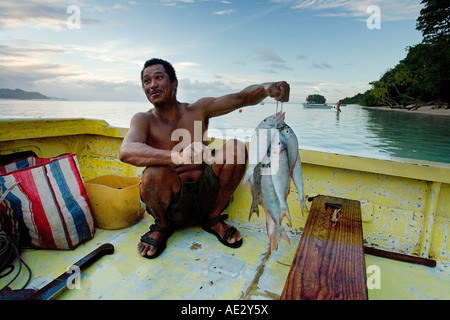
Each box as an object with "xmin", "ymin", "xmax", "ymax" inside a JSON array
[
  {"xmin": 306, "ymin": 94, "xmax": 326, "ymax": 104},
  {"xmin": 342, "ymin": 0, "xmax": 449, "ymax": 107}
]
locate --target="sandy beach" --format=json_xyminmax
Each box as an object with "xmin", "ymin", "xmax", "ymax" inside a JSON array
[{"xmin": 365, "ymin": 105, "xmax": 450, "ymax": 116}]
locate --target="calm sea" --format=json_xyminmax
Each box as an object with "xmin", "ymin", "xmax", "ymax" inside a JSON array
[{"xmin": 1, "ymin": 99, "xmax": 449, "ymax": 164}]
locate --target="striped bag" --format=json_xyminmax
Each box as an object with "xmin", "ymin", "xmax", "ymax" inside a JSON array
[{"xmin": 0, "ymin": 153, "xmax": 95, "ymax": 250}]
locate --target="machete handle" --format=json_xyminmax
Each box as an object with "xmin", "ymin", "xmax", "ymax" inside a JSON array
[{"xmin": 74, "ymin": 243, "xmax": 115, "ymax": 270}]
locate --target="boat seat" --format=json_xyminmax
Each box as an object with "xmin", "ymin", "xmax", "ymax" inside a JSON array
[{"xmin": 281, "ymin": 195, "xmax": 368, "ymax": 300}]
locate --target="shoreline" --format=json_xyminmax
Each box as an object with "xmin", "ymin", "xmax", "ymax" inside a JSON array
[{"xmin": 363, "ymin": 105, "xmax": 450, "ymax": 116}]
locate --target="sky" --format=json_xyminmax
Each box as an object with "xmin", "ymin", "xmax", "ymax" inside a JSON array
[{"xmin": 0, "ymin": 0, "xmax": 425, "ymax": 103}]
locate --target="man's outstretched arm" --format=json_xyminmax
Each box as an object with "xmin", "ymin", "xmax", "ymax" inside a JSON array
[{"xmin": 194, "ymin": 81, "xmax": 290, "ymax": 119}]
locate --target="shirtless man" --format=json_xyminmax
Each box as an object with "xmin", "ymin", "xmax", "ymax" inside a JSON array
[{"xmin": 119, "ymin": 58, "xmax": 290, "ymax": 259}]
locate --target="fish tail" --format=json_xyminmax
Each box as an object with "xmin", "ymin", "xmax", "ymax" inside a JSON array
[
  {"xmin": 269, "ymin": 232, "xmax": 279, "ymax": 253},
  {"xmin": 279, "ymin": 225, "xmax": 291, "ymax": 246},
  {"xmin": 242, "ymin": 172, "xmax": 252, "ymax": 186},
  {"xmin": 266, "ymin": 213, "xmax": 291, "ymax": 253},
  {"xmin": 301, "ymin": 200, "xmax": 309, "ymax": 216},
  {"xmin": 249, "ymin": 203, "xmax": 260, "ymax": 221},
  {"xmin": 279, "ymin": 208, "xmax": 292, "ymax": 227},
  {"xmin": 265, "ymin": 212, "xmax": 278, "ymax": 254}
]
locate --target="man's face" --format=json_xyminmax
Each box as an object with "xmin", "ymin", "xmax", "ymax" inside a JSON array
[{"xmin": 142, "ymin": 64, "xmax": 177, "ymax": 107}]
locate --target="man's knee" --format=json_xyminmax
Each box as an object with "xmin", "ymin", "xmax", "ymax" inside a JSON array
[
  {"xmin": 140, "ymin": 166, "xmax": 180, "ymax": 199},
  {"xmin": 212, "ymin": 140, "xmax": 247, "ymax": 179}
]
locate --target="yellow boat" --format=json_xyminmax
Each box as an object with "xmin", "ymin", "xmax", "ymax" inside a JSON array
[{"xmin": 0, "ymin": 118, "xmax": 449, "ymax": 300}]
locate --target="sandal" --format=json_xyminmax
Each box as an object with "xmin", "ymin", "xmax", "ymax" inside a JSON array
[
  {"xmin": 202, "ymin": 214, "xmax": 243, "ymax": 249},
  {"xmin": 140, "ymin": 224, "xmax": 174, "ymax": 259}
]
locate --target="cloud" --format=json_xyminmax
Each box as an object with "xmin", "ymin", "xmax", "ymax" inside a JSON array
[
  {"xmin": 309, "ymin": 61, "xmax": 333, "ymax": 69},
  {"xmin": 0, "ymin": 41, "xmax": 81, "ymax": 94},
  {"xmin": 0, "ymin": 0, "xmax": 108, "ymax": 30},
  {"xmin": 38, "ymin": 78, "xmax": 144, "ymax": 101},
  {"xmin": 173, "ymin": 61, "xmax": 201, "ymax": 73},
  {"xmin": 113, "ymin": 3, "xmax": 130, "ymax": 10},
  {"xmin": 0, "ymin": 42, "xmax": 65, "ymax": 58},
  {"xmin": 213, "ymin": 9, "xmax": 235, "ymax": 15},
  {"xmin": 269, "ymin": 63, "xmax": 294, "ymax": 71},
  {"xmin": 253, "ymin": 44, "xmax": 294, "ymax": 73},
  {"xmin": 90, "ymin": 2, "xmax": 133, "ymax": 12},
  {"xmin": 177, "ymin": 77, "xmax": 235, "ymax": 101},
  {"xmin": 0, "ymin": 0, "xmax": 70, "ymax": 30},
  {"xmin": 162, "ymin": 0, "xmax": 196, "ymax": 6},
  {"xmin": 254, "ymin": 44, "xmax": 285, "ymax": 63},
  {"xmin": 0, "ymin": 39, "xmax": 150, "ymax": 100},
  {"xmin": 272, "ymin": 0, "xmax": 423, "ymax": 21}
]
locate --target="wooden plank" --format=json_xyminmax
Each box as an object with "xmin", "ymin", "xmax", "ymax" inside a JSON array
[{"xmin": 281, "ymin": 195, "xmax": 368, "ymax": 300}]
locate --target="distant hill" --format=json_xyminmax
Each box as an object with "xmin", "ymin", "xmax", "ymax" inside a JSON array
[{"xmin": 0, "ymin": 88, "xmax": 50, "ymax": 100}]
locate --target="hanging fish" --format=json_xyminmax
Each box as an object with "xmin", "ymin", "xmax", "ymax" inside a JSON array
[
  {"xmin": 245, "ymin": 112, "xmax": 308, "ymax": 253},
  {"xmin": 267, "ymin": 137, "xmax": 292, "ymax": 227},
  {"xmin": 243, "ymin": 112, "xmax": 285, "ymax": 186},
  {"xmin": 279, "ymin": 124, "xmax": 308, "ymax": 215},
  {"xmin": 249, "ymin": 163, "xmax": 262, "ymax": 220},
  {"xmin": 260, "ymin": 168, "xmax": 291, "ymax": 253}
]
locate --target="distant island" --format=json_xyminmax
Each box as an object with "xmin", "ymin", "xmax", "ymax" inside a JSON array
[{"xmin": 0, "ymin": 88, "xmax": 50, "ymax": 100}]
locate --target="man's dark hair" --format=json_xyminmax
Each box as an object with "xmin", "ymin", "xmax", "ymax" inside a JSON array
[{"xmin": 140, "ymin": 58, "xmax": 177, "ymax": 84}]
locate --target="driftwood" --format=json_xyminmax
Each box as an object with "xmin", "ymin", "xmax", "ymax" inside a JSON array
[
  {"xmin": 406, "ymin": 100, "xmax": 449, "ymax": 111},
  {"xmin": 387, "ymin": 100, "xmax": 449, "ymax": 111}
]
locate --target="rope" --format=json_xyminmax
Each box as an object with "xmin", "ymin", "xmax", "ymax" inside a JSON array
[
  {"xmin": 0, "ymin": 231, "xmax": 32, "ymax": 291},
  {"xmin": 331, "ymin": 208, "xmax": 342, "ymax": 226},
  {"xmin": 276, "ymin": 101, "xmax": 284, "ymax": 114}
]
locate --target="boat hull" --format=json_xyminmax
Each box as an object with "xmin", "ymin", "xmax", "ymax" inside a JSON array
[
  {"xmin": 1, "ymin": 118, "xmax": 449, "ymax": 300},
  {"xmin": 303, "ymin": 103, "xmax": 333, "ymax": 109}
]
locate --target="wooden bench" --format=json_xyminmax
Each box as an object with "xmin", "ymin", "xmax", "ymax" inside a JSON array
[{"xmin": 281, "ymin": 195, "xmax": 368, "ymax": 300}]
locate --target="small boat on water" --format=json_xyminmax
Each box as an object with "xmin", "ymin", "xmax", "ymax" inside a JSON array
[
  {"xmin": 302, "ymin": 103, "xmax": 333, "ymax": 109},
  {"xmin": 0, "ymin": 118, "xmax": 449, "ymax": 300}
]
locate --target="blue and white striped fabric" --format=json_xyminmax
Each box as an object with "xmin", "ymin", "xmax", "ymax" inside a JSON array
[{"xmin": 0, "ymin": 154, "xmax": 94, "ymax": 250}]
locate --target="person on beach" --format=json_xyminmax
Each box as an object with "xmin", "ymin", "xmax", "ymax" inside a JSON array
[{"xmin": 119, "ymin": 58, "xmax": 290, "ymax": 259}]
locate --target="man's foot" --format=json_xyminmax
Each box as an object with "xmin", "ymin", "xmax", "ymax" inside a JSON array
[
  {"xmin": 138, "ymin": 224, "xmax": 174, "ymax": 259},
  {"xmin": 202, "ymin": 214, "xmax": 243, "ymax": 248}
]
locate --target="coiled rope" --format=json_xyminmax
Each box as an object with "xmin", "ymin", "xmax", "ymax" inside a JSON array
[{"xmin": 0, "ymin": 231, "xmax": 32, "ymax": 291}]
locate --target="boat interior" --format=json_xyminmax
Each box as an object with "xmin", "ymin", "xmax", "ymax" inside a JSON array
[{"xmin": 0, "ymin": 118, "xmax": 449, "ymax": 300}]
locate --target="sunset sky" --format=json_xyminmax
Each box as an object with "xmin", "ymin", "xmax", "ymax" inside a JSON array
[{"xmin": 0, "ymin": 0, "xmax": 424, "ymax": 103}]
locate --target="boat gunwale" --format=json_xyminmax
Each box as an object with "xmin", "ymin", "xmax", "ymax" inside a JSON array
[{"xmin": 1, "ymin": 118, "xmax": 448, "ymax": 185}]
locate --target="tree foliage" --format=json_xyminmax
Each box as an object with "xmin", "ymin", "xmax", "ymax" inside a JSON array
[
  {"xmin": 306, "ymin": 94, "xmax": 326, "ymax": 104},
  {"xmin": 342, "ymin": 0, "xmax": 449, "ymax": 106},
  {"xmin": 416, "ymin": 0, "xmax": 450, "ymax": 43}
]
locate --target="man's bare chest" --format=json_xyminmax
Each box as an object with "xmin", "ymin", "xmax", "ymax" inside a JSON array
[{"xmin": 148, "ymin": 116, "xmax": 208, "ymax": 150}]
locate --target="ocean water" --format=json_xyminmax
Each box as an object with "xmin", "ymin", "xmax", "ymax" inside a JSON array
[{"xmin": 1, "ymin": 99, "xmax": 449, "ymax": 164}]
